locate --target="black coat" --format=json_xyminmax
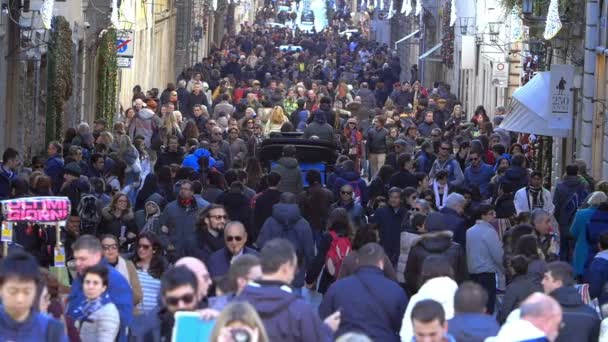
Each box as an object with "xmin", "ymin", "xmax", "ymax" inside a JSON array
[
  {"xmin": 207, "ymin": 246, "xmax": 259, "ymax": 278},
  {"xmin": 98, "ymin": 208, "xmax": 138, "ymax": 252},
  {"xmin": 551, "ymin": 286, "xmax": 600, "ymax": 342},
  {"xmin": 497, "ymin": 274, "xmax": 541, "ymax": 324},
  {"xmin": 405, "ymin": 231, "xmax": 468, "ymax": 295},
  {"xmin": 389, "ymin": 170, "xmax": 418, "ymax": 190}
]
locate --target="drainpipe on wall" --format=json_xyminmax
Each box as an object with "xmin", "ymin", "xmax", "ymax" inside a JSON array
[{"xmin": 581, "ymin": 0, "xmax": 598, "ymax": 175}]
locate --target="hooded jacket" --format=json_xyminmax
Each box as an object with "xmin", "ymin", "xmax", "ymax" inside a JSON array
[
  {"xmin": 588, "ymin": 250, "xmax": 608, "ymax": 316},
  {"xmin": 553, "ymin": 175, "xmax": 588, "ymax": 228},
  {"xmin": 237, "ymin": 281, "xmax": 333, "ymax": 342},
  {"xmin": 303, "ymin": 111, "xmax": 335, "ymax": 142},
  {"xmin": 464, "ymin": 162, "xmax": 496, "ymax": 199},
  {"xmin": 399, "ymin": 277, "xmax": 458, "ymax": 342},
  {"xmin": 256, "ymin": 203, "xmax": 314, "ymax": 288},
  {"xmin": 448, "ymin": 312, "xmax": 500, "ymax": 342},
  {"xmin": 404, "ymin": 231, "xmax": 468, "ymax": 295},
  {"xmin": 550, "ymin": 286, "xmax": 600, "ymax": 342},
  {"xmin": 272, "ymin": 157, "xmax": 303, "ymax": 194},
  {"xmin": 320, "ymin": 266, "xmax": 408, "ymax": 342},
  {"xmin": 128, "ymin": 109, "xmax": 162, "ymax": 148}
]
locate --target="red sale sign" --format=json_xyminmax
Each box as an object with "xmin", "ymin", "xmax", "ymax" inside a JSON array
[{"xmin": 1, "ymin": 197, "xmax": 71, "ymax": 222}]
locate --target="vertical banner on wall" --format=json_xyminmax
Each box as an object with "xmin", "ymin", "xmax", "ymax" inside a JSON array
[{"xmin": 549, "ymin": 64, "xmax": 574, "ymax": 129}]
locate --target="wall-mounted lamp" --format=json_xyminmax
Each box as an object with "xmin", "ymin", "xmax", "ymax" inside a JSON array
[
  {"xmin": 459, "ymin": 17, "xmax": 474, "ymax": 35},
  {"xmin": 488, "ymin": 22, "xmax": 500, "ymax": 43}
]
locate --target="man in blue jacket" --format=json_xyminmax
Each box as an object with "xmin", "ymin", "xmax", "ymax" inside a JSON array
[
  {"xmin": 238, "ymin": 238, "xmax": 339, "ymax": 341},
  {"xmin": 319, "ymin": 242, "xmax": 408, "ymax": 341},
  {"xmin": 0, "ymin": 148, "xmax": 19, "ymax": 200},
  {"xmin": 45, "ymin": 141, "xmax": 64, "ymax": 195},
  {"xmin": 464, "ymin": 150, "xmax": 495, "ymax": 199},
  {"xmin": 448, "ymin": 282, "xmax": 499, "ymax": 341},
  {"xmin": 66, "ymin": 235, "xmax": 133, "ymax": 342}
]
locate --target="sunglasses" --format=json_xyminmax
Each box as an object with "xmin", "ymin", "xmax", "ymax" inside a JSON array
[
  {"xmin": 166, "ymin": 293, "xmax": 195, "ymax": 306},
  {"xmin": 138, "ymin": 244, "xmax": 152, "ymax": 250},
  {"xmin": 440, "ymin": 146, "xmax": 450, "ymax": 150},
  {"xmin": 226, "ymin": 235, "xmax": 243, "ymax": 242},
  {"xmin": 102, "ymin": 244, "xmax": 118, "ymax": 251},
  {"xmin": 341, "ymin": 191, "xmax": 353, "ymax": 195}
]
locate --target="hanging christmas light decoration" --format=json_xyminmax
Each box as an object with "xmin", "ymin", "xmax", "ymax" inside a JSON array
[
  {"xmin": 111, "ymin": 0, "xmax": 120, "ymax": 28},
  {"xmin": 543, "ymin": 0, "xmax": 562, "ymax": 39},
  {"xmin": 387, "ymin": 0, "xmax": 394, "ymax": 18},
  {"xmin": 40, "ymin": 0, "xmax": 55, "ymax": 30},
  {"xmin": 449, "ymin": 0, "xmax": 456, "ymax": 26},
  {"xmin": 510, "ymin": 5, "xmax": 524, "ymax": 42},
  {"xmin": 415, "ymin": 0, "xmax": 422, "ymax": 16},
  {"xmin": 401, "ymin": 0, "xmax": 411, "ymax": 14}
]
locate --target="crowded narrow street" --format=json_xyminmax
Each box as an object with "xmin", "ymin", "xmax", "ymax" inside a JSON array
[{"xmin": 0, "ymin": 0, "xmax": 606, "ymax": 340}]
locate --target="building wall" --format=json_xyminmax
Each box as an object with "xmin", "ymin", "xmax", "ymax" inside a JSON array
[{"xmin": 117, "ymin": 2, "xmax": 178, "ymax": 111}]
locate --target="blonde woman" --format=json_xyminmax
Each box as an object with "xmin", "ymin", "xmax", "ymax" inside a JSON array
[
  {"xmin": 210, "ymin": 302, "xmax": 269, "ymax": 342},
  {"xmin": 264, "ymin": 106, "xmax": 288, "ymax": 135},
  {"xmin": 98, "ymin": 192, "xmax": 138, "ymax": 252},
  {"xmin": 161, "ymin": 111, "xmax": 184, "ymax": 145}
]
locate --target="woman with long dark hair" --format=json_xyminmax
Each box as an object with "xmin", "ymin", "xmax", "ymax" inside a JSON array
[
  {"xmin": 98, "ymin": 192, "xmax": 138, "ymax": 252},
  {"xmin": 131, "ymin": 232, "xmax": 168, "ymax": 315},
  {"xmin": 305, "ymin": 208, "xmax": 353, "ymax": 294}
]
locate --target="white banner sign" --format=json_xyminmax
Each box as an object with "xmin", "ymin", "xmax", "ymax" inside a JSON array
[{"xmin": 549, "ymin": 64, "xmax": 574, "ymax": 129}]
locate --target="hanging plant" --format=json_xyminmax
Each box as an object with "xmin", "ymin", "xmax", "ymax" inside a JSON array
[
  {"xmin": 441, "ymin": 1, "xmax": 454, "ymax": 68},
  {"xmin": 96, "ymin": 28, "xmax": 118, "ymax": 126},
  {"xmin": 45, "ymin": 16, "xmax": 73, "ymax": 144}
]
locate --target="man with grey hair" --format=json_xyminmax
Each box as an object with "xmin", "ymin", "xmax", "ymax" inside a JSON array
[
  {"xmin": 486, "ymin": 293, "xmax": 563, "ymax": 342},
  {"xmin": 176, "ymin": 79, "xmax": 190, "ymax": 114},
  {"xmin": 439, "ymin": 192, "xmax": 468, "ymax": 247},
  {"xmin": 532, "ymin": 208, "xmax": 559, "ymax": 260}
]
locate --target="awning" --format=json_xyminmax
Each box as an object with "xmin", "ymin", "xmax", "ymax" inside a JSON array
[
  {"xmin": 419, "ymin": 43, "xmax": 443, "ymax": 61},
  {"xmin": 394, "ymin": 30, "xmax": 420, "ymax": 49},
  {"xmin": 499, "ymin": 71, "xmax": 569, "ymax": 137}
]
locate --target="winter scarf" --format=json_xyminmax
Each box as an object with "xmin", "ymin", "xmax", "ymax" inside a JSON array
[
  {"xmin": 433, "ymin": 180, "xmax": 449, "ymax": 209},
  {"xmin": 72, "ymin": 291, "xmax": 113, "ymax": 323}
]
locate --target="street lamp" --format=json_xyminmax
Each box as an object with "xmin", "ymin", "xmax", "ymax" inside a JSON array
[
  {"xmin": 459, "ymin": 17, "xmax": 474, "ymax": 35},
  {"xmin": 488, "ymin": 22, "xmax": 499, "ymax": 43},
  {"xmin": 522, "ymin": 0, "xmax": 533, "ymax": 15}
]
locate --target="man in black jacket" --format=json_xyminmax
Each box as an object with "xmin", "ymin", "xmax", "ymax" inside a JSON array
[
  {"xmin": 389, "ymin": 153, "xmax": 417, "ymax": 189},
  {"xmin": 542, "ymin": 261, "xmax": 600, "ymax": 342}
]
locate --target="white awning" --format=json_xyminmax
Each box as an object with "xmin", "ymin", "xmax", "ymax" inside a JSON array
[
  {"xmin": 419, "ymin": 43, "xmax": 442, "ymax": 60},
  {"xmin": 394, "ymin": 30, "xmax": 420, "ymax": 49},
  {"xmin": 499, "ymin": 71, "xmax": 569, "ymax": 137}
]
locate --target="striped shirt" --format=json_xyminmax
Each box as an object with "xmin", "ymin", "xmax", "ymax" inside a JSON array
[{"xmin": 136, "ymin": 269, "xmax": 161, "ymax": 315}]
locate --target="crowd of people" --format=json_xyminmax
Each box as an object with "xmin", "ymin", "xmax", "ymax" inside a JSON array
[{"xmin": 0, "ymin": 17, "xmax": 607, "ymax": 342}]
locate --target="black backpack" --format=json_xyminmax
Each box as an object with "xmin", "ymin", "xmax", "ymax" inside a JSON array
[{"xmin": 78, "ymin": 194, "xmax": 101, "ymax": 235}]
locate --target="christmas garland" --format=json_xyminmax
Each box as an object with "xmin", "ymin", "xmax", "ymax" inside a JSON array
[
  {"xmin": 45, "ymin": 16, "xmax": 73, "ymax": 144},
  {"xmin": 441, "ymin": 1, "xmax": 454, "ymax": 68},
  {"xmin": 95, "ymin": 28, "xmax": 118, "ymax": 125}
]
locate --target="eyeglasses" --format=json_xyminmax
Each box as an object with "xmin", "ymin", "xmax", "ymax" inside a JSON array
[
  {"xmin": 341, "ymin": 191, "xmax": 353, "ymax": 195},
  {"xmin": 138, "ymin": 244, "xmax": 152, "ymax": 250},
  {"xmin": 226, "ymin": 235, "xmax": 243, "ymax": 242},
  {"xmin": 102, "ymin": 244, "xmax": 118, "ymax": 251},
  {"xmin": 209, "ymin": 214, "xmax": 228, "ymax": 220},
  {"xmin": 166, "ymin": 293, "xmax": 195, "ymax": 306}
]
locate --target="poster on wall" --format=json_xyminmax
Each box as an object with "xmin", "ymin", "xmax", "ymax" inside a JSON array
[
  {"xmin": 549, "ymin": 64, "xmax": 575, "ymax": 130},
  {"xmin": 1, "ymin": 197, "xmax": 71, "ymax": 223}
]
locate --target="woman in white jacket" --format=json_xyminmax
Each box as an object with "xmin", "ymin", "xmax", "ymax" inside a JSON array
[
  {"xmin": 75, "ymin": 264, "xmax": 120, "ymax": 342},
  {"xmin": 400, "ymin": 255, "xmax": 458, "ymax": 342}
]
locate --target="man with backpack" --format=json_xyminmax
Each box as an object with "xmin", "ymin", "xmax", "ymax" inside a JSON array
[
  {"xmin": 257, "ymin": 192, "xmax": 314, "ymax": 293},
  {"xmin": 553, "ymin": 164, "xmax": 588, "ymax": 261},
  {"xmin": 319, "ymin": 242, "xmax": 408, "ymax": 341}
]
